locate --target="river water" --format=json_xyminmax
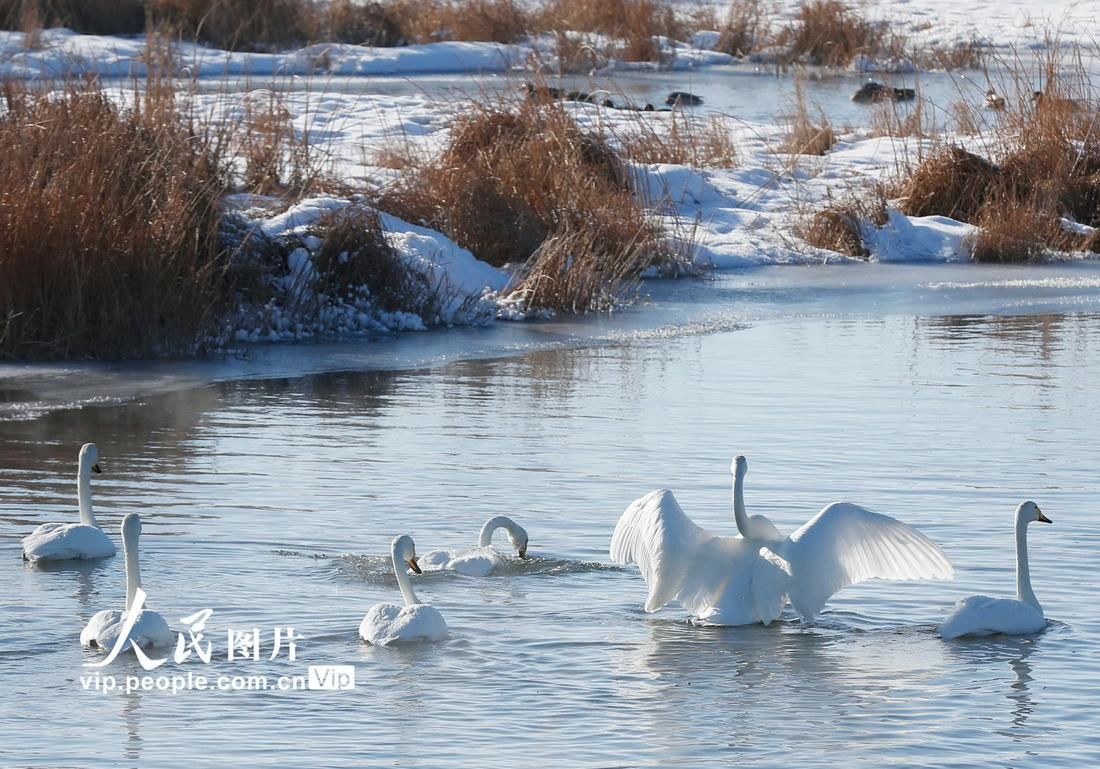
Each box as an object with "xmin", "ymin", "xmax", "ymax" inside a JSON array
[{"xmin": 2, "ymin": 263, "xmax": 1099, "ymax": 767}]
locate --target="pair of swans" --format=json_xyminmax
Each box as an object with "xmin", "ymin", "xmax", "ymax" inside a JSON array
[
  {"xmin": 81, "ymin": 513, "xmax": 174, "ymax": 651},
  {"xmin": 22, "ymin": 443, "xmax": 116, "ymax": 563},
  {"xmin": 612, "ymin": 456, "xmax": 1052, "ymax": 637},
  {"xmin": 359, "ymin": 516, "xmax": 528, "ymax": 645},
  {"xmin": 18, "ymin": 444, "xmax": 170, "ymax": 653}
]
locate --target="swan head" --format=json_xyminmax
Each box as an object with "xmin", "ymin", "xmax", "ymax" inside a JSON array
[
  {"xmin": 121, "ymin": 512, "xmax": 141, "ymax": 542},
  {"xmin": 731, "ymin": 455, "xmax": 748, "ymax": 477},
  {"xmin": 508, "ymin": 524, "xmax": 530, "ymax": 559},
  {"xmin": 80, "ymin": 443, "xmax": 102, "ymax": 475},
  {"xmin": 392, "ymin": 534, "xmax": 421, "ymax": 574},
  {"xmin": 1017, "ymin": 501, "xmax": 1052, "ymax": 525}
]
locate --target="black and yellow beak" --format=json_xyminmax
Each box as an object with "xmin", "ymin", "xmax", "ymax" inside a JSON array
[
  {"xmin": 1037, "ymin": 509, "xmax": 1052, "ymax": 524},
  {"xmin": 407, "ymin": 557, "xmax": 422, "ymax": 574},
  {"xmin": 91, "ymin": 464, "xmax": 102, "ymax": 474}
]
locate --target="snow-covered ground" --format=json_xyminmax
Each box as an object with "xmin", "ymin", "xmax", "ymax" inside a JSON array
[{"xmin": 2, "ymin": 0, "xmax": 1098, "ymax": 80}]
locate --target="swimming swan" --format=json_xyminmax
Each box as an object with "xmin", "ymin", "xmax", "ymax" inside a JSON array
[
  {"xmin": 611, "ymin": 455, "xmax": 954, "ymax": 625},
  {"xmin": 22, "ymin": 443, "xmax": 116, "ymax": 563},
  {"xmin": 81, "ymin": 513, "xmax": 173, "ymax": 651},
  {"xmin": 360, "ymin": 535, "xmax": 449, "ymax": 645},
  {"xmin": 419, "ymin": 516, "xmax": 530, "ymax": 576},
  {"xmin": 939, "ymin": 501, "xmax": 1051, "ymax": 639}
]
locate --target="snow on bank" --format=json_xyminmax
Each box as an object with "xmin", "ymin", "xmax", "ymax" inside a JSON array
[
  {"xmin": 224, "ymin": 196, "xmax": 508, "ymax": 344},
  {"xmin": 0, "ymin": 29, "xmax": 530, "ymax": 79},
  {"xmin": 0, "ymin": 28, "xmax": 739, "ymax": 80}
]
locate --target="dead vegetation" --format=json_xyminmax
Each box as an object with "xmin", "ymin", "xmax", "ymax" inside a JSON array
[
  {"xmin": 0, "ymin": 81, "xmax": 230, "ymax": 359},
  {"xmin": 1, "ymin": 0, "xmax": 992, "ymax": 71},
  {"xmin": 377, "ymin": 100, "xmax": 682, "ymax": 311},
  {"xmin": 895, "ymin": 60, "xmax": 1100, "ymax": 262},
  {"xmin": 535, "ymin": 0, "xmax": 685, "ymax": 63},
  {"xmin": 614, "ymin": 112, "xmax": 739, "ymax": 168},
  {"xmin": 775, "ymin": 0, "xmax": 903, "ymax": 68},
  {"xmin": 780, "ymin": 79, "xmax": 836, "ymax": 155},
  {"xmin": 797, "ymin": 187, "xmax": 888, "ymax": 258},
  {"xmin": 714, "ymin": 0, "xmax": 770, "ymax": 58}
]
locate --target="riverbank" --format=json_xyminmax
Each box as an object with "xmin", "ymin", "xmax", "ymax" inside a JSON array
[{"xmin": 2, "ymin": 5, "xmax": 1099, "ymax": 360}]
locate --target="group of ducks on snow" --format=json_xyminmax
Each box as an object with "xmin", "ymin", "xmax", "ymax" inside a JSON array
[{"xmin": 24, "ymin": 444, "xmax": 1053, "ymax": 651}]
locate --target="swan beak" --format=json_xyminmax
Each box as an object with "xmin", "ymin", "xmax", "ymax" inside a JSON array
[
  {"xmin": 1037, "ymin": 510, "xmax": 1052, "ymax": 524},
  {"xmin": 91, "ymin": 464, "xmax": 102, "ymax": 474},
  {"xmin": 407, "ymin": 557, "xmax": 422, "ymax": 574}
]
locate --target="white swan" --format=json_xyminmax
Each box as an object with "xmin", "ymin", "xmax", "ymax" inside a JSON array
[
  {"xmin": 611, "ymin": 455, "xmax": 954, "ymax": 626},
  {"xmin": 419, "ymin": 516, "xmax": 530, "ymax": 576},
  {"xmin": 81, "ymin": 513, "xmax": 173, "ymax": 651},
  {"xmin": 939, "ymin": 501, "xmax": 1051, "ymax": 639},
  {"xmin": 359, "ymin": 535, "xmax": 449, "ymax": 645},
  {"xmin": 22, "ymin": 443, "xmax": 116, "ymax": 563}
]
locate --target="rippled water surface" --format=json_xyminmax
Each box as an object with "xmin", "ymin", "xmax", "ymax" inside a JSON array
[{"xmin": 2, "ymin": 264, "xmax": 1099, "ymax": 768}]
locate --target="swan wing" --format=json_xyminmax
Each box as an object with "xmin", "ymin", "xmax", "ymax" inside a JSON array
[
  {"xmin": 781, "ymin": 502, "xmax": 954, "ymax": 621},
  {"xmin": 611, "ymin": 489, "xmax": 732, "ymax": 615}
]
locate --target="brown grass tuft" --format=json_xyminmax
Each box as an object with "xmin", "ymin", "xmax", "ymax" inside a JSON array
[
  {"xmin": 616, "ymin": 113, "xmax": 739, "ymax": 168},
  {"xmin": 0, "ymin": 81, "xmax": 230, "ymax": 359},
  {"xmin": 239, "ymin": 91, "xmax": 327, "ymax": 196},
  {"xmin": 800, "ymin": 209, "xmax": 865, "ymax": 256},
  {"xmin": 776, "ymin": 0, "xmax": 899, "ymax": 68},
  {"xmin": 309, "ymin": 208, "xmax": 426, "ymax": 311},
  {"xmin": 535, "ymin": 0, "xmax": 685, "ymax": 62},
  {"xmin": 780, "ymin": 79, "xmax": 835, "ymax": 155},
  {"xmin": 798, "ymin": 187, "xmax": 887, "ymax": 258},
  {"xmin": 895, "ymin": 52, "xmax": 1100, "ymax": 262},
  {"xmin": 714, "ymin": 0, "xmax": 770, "ymax": 58},
  {"xmin": 378, "ymin": 100, "xmax": 676, "ymax": 311},
  {"xmin": 392, "ymin": 0, "xmax": 529, "ymax": 43},
  {"xmin": 899, "ymin": 145, "xmax": 999, "ymax": 221}
]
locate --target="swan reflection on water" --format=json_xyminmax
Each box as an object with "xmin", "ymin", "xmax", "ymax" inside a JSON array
[{"xmin": 946, "ymin": 637, "xmax": 1040, "ymax": 736}]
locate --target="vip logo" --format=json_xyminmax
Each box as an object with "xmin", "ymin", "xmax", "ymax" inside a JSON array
[{"xmin": 308, "ymin": 665, "xmax": 356, "ymax": 691}]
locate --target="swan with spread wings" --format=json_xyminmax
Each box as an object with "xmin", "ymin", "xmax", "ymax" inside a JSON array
[{"xmin": 611, "ymin": 456, "xmax": 954, "ymax": 626}]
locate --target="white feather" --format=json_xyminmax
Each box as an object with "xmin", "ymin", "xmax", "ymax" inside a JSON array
[{"xmin": 778, "ymin": 502, "xmax": 955, "ymax": 621}]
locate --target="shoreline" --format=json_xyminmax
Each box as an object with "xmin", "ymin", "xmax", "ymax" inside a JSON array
[{"xmin": 3, "ymin": 260, "xmax": 1100, "ymax": 421}]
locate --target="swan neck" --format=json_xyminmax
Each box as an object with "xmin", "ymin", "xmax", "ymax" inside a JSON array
[
  {"xmin": 393, "ymin": 552, "xmax": 419, "ymax": 607},
  {"xmin": 478, "ymin": 516, "xmax": 515, "ymax": 547},
  {"xmin": 78, "ymin": 465, "xmax": 98, "ymax": 528},
  {"xmin": 733, "ymin": 470, "xmax": 751, "ymax": 537},
  {"xmin": 1015, "ymin": 520, "xmax": 1040, "ymax": 610},
  {"xmin": 124, "ymin": 529, "xmax": 141, "ymax": 612}
]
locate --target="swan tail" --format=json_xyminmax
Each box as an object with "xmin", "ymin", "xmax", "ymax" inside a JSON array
[{"xmin": 752, "ymin": 547, "xmax": 790, "ymax": 625}]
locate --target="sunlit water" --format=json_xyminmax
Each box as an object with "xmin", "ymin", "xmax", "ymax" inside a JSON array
[{"xmin": 2, "ymin": 263, "xmax": 1100, "ymax": 767}]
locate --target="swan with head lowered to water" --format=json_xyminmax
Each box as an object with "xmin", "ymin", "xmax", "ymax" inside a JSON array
[
  {"xmin": 939, "ymin": 501, "xmax": 1051, "ymax": 639},
  {"xmin": 611, "ymin": 455, "xmax": 954, "ymax": 626},
  {"xmin": 81, "ymin": 513, "xmax": 173, "ymax": 651},
  {"xmin": 419, "ymin": 516, "xmax": 529, "ymax": 576},
  {"xmin": 22, "ymin": 443, "xmax": 116, "ymax": 563},
  {"xmin": 360, "ymin": 535, "xmax": 449, "ymax": 645}
]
